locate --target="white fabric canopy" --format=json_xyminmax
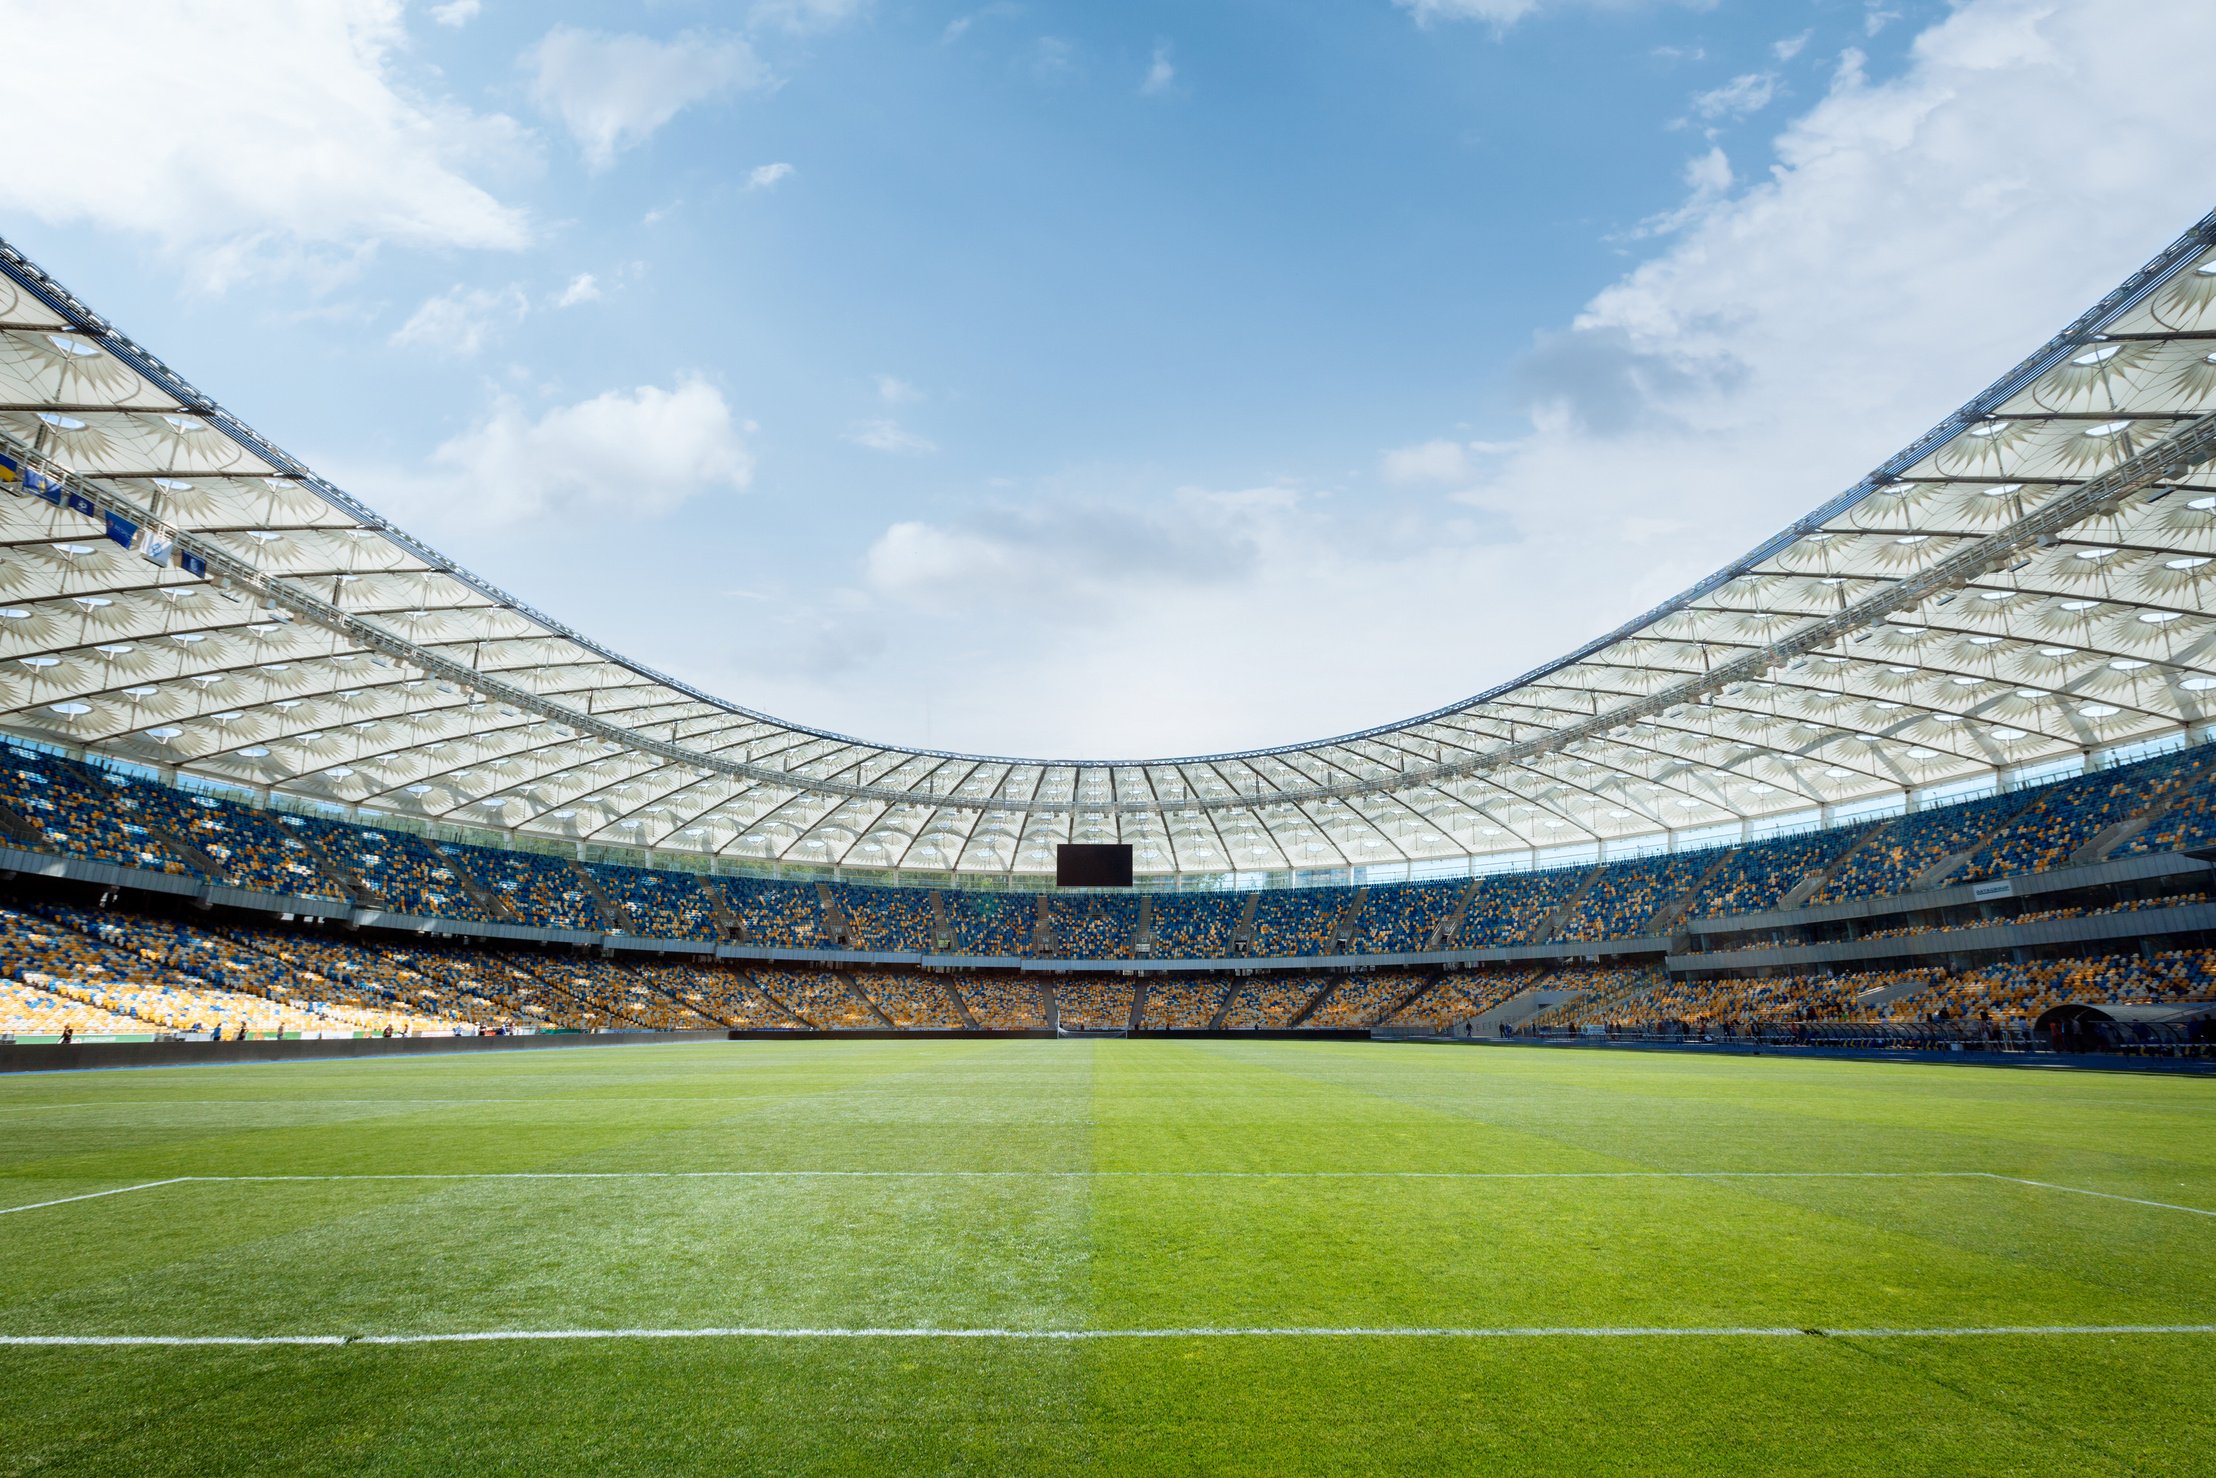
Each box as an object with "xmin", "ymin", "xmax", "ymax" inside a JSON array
[{"xmin": 4, "ymin": 211, "xmax": 2216, "ymax": 878}]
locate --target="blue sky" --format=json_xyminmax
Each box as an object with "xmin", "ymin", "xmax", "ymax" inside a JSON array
[{"xmin": 7, "ymin": 0, "xmax": 2213, "ymax": 757}]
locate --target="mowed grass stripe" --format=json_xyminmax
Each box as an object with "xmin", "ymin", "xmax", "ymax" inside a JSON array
[
  {"xmin": 3, "ymin": 1040, "xmax": 2215, "ymax": 1476},
  {"xmin": 5, "ymin": 1323, "xmax": 2216, "ymax": 1347}
]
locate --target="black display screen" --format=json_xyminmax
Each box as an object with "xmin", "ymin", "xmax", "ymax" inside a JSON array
[{"xmin": 1056, "ymin": 843, "xmax": 1134, "ymax": 888}]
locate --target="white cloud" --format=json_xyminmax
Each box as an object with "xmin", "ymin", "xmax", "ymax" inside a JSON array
[
  {"xmin": 388, "ymin": 284, "xmax": 528, "ymax": 356},
  {"xmin": 747, "ymin": 162, "xmax": 796, "ymax": 191},
  {"xmin": 527, "ymin": 27, "xmax": 768, "ymax": 172},
  {"xmin": 1394, "ymin": 0, "xmax": 1542, "ymax": 26},
  {"xmin": 1031, "ymin": 37, "xmax": 1077, "ymax": 82},
  {"xmin": 941, "ymin": 4, "xmax": 1020, "ymax": 44},
  {"xmin": 429, "ymin": 0, "xmax": 480, "ymax": 26},
  {"xmin": 0, "ymin": 0, "xmax": 529, "ymax": 284},
  {"xmin": 554, "ymin": 273, "xmax": 601, "ymax": 308},
  {"xmin": 1690, "ymin": 71, "xmax": 1778, "ymax": 121},
  {"xmin": 381, "ymin": 379, "xmax": 753, "ymax": 532},
  {"xmin": 1772, "ymin": 30, "xmax": 1812, "ymax": 62},
  {"xmin": 751, "ymin": 0, "xmax": 869, "ymax": 33},
  {"xmin": 1395, "ymin": 0, "xmax": 1707, "ymax": 32},
  {"xmin": 848, "ymin": 419, "xmax": 938, "ymax": 455},
  {"xmin": 742, "ymin": 0, "xmax": 2216, "ymax": 756},
  {"xmin": 862, "ymin": 492, "xmax": 1275, "ymax": 619},
  {"xmin": 1141, "ymin": 42, "xmax": 1175, "ymax": 96},
  {"xmin": 874, "ymin": 375, "xmax": 923, "ymax": 405},
  {"xmin": 1380, "ymin": 439, "xmax": 1473, "ymax": 484}
]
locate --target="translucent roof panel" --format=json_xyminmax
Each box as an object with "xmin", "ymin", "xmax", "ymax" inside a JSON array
[{"xmin": 3, "ymin": 211, "xmax": 2216, "ymax": 877}]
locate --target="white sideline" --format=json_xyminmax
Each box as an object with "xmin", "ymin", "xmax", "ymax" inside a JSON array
[
  {"xmin": 0, "ymin": 1178, "xmax": 194, "ymax": 1217},
  {"xmin": 3, "ymin": 1323, "xmax": 2214, "ymax": 1349},
  {"xmin": 4, "ymin": 1169, "xmax": 2211, "ymax": 1219}
]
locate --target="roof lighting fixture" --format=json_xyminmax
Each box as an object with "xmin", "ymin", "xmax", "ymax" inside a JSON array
[
  {"xmin": 2140, "ymin": 610, "xmax": 2183, "ymax": 623},
  {"xmin": 2058, "ymin": 600, "xmax": 2097, "ymax": 611}
]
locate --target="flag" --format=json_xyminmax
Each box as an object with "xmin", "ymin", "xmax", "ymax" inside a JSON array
[
  {"xmin": 179, "ymin": 550, "xmax": 208, "ymax": 578},
  {"xmin": 0, "ymin": 451, "xmax": 19, "ymax": 486},
  {"xmin": 65, "ymin": 489, "xmax": 96, "ymax": 517},
  {"xmin": 103, "ymin": 511, "xmax": 140, "ymax": 550},
  {"xmin": 142, "ymin": 532, "xmax": 175, "ymax": 567},
  {"xmin": 24, "ymin": 468, "xmax": 61, "ymax": 504}
]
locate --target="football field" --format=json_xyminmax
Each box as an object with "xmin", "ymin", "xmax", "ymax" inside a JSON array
[{"xmin": 3, "ymin": 1038, "xmax": 2213, "ymax": 1475}]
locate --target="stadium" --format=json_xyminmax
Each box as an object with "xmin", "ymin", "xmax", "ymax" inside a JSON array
[{"xmin": 5, "ymin": 5, "xmax": 2216, "ymax": 1474}]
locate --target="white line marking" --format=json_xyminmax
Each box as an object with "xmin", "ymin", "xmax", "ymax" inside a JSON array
[
  {"xmin": 9, "ymin": 1171, "xmax": 2210, "ymax": 1219},
  {"xmin": 1980, "ymin": 1175, "xmax": 2216, "ymax": 1219},
  {"xmin": 0, "ymin": 1178, "xmax": 192, "ymax": 1217},
  {"xmin": 2, "ymin": 1324, "xmax": 2212, "ymax": 1349},
  {"xmin": 189, "ymin": 1169, "xmax": 1992, "ymax": 1182}
]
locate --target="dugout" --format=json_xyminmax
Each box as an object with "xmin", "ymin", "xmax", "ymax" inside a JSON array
[{"xmin": 2033, "ymin": 1001, "xmax": 2216, "ymax": 1051}]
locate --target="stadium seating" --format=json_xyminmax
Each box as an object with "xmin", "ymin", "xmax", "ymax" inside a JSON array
[
  {"xmin": 1246, "ymin": 887, "xmax": 1350, "ymax": 956},
  {"xmin": 1956, "ymin": 747, "xmax": 2216, "ymax": 883},
  {"xmin": 953, "ymin": 974, "xmax": 1047, "ymax": 1030},
  {"xmin": 746, "ymin": 966, "xmax": 880, "ymax": 1028},
  {"xmin": 1219, "ymin": 974, "xmax": 1326, "ymax": 1028},
  {"xmin": 1380, "ymin": 968, "xmax": 1542, "ymax": 1031},
  {"xmin": 0, "ymin": 980, "xmax": 151, "ymax": 1039},
  {"xmin": 835, "ymin": 884, "xmax": 938, "ymax": 952},
  {"xmin": 1555, "ymin": 851, "xmax": 1713, "ymax": 941},
  {"xmin": 1148, "ymin": 894, "xmax": 1240, "ymax": 956},
  {"xmin": 719, "ymin": 878, "xmax": 826, "ymax": 946},
  {"xmin": 1043, "ymin": 895, "xmax": 1138, "ymax": 958},
  {"xmin": 1303, "ymin": 970, "xmax": 1427, "ymax": 1028},
  {"xmin": 1457, "ymin": 868, "xmax": 1584, "ymax": 946},
  {"xmin": 1347, "ymin": 881, "xmax": 1464, "ymax": 954},
  {"xmin": 944, "ymin": 893, "xmax": 1035, "ymax": 955},
  {"xmin": 1689, "ymin": 826, "xmax": 1872, "ymax": 919},
  {"xmin": 1136, "ymin": 976, "xmax": 1232, "ymax": 1028},
  {"xmin": 446, "ymin": 842, "xmax": 602, "ymax": 930},
  {"xmin": 1056, "ymin": 978, "xmax": 1135, "ymax": 1030},
  {"xmin": 849, "ymin": 967, "xmax": 967, "ymax": 1026}
]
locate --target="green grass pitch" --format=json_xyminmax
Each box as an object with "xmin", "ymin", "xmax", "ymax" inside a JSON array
[{"xmin": 3, "ymin": 1039, "xmax": 2214, "ymax": 1475}]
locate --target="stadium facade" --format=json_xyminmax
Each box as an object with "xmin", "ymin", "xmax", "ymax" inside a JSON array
[{"xmin": 8, "ymin": 214, "xmax": 2216, "ymax": 889}]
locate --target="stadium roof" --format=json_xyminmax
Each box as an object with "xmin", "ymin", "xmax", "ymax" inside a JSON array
[{"xmin": 6, "ymin": 215, "xmax": 2216, "ymax": 881}]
